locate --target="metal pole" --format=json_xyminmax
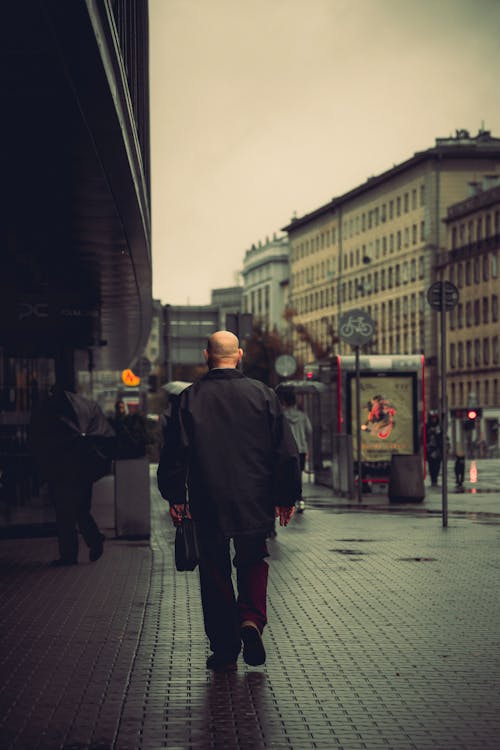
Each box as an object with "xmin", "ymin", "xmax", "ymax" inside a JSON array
[
  {"xmin": 440, "ymin": 282, "xmax": 448, "ymax": 527},
  {"xmin": 355, "ymin": 344, "xmax": 362, "ymax": 503}
]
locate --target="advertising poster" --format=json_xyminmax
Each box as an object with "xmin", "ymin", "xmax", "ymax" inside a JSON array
[{"xmin": 349, "ymin": 375, "xmax": 415, "ymax": 462}]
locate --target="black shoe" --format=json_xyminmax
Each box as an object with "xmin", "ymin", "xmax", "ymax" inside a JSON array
[
  {"xmin": 89, "ymin": 534, "xmax": 105, "ymax": 562},
  {"xmin": 206, "ymin": 654, "xmax": 237, "ymax": 673},
  {"xmin": 241, "ymin": 624, "xmax": 266, "ymax": 666},
  {"xmin": 50, "ymin": 558, "xmax": 78, "ymax": 567}
]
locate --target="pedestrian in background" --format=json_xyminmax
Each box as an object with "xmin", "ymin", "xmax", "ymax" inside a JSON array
[
  {"xmin": 157, "ymin": 331, "xmax": 301, "ymax": 672},
  {"xmin": 426, "ymin": 410, "xmax": 443, "ymax": 487},
  {"xmin": 30, "ymin": 386, "xmax": 115, "ymax": 566},
  {"xmin": 277, "ymin": 386, "xmax": 312, "ymax": 512}
]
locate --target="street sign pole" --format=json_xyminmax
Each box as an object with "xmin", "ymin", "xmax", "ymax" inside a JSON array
[
  {"xmin": 338, "ymin": 309, "xmax": 375, "ymax": 503},
  {"xmin": 355, "ymin": 344, "xmax": 362, "ymax": 503},
  {"xmin": 440, "ymin": 281, "xmax": 448, "ymax": 528},
  {"xmin": 427, "ymin": 280, "xmax": 458, "ymax": 528}
]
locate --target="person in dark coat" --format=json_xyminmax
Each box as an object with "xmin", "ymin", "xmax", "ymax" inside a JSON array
[
  {"xmin": 30, "ymin": 386, "xmax": 115, "ymax": 566},
  {"xmin": 157, "ymin": 331, "xmax": 301, "ymax": 672},
  {"xmin": 426, "ymin": 411, "xmax": 443, "ymax": 487}
]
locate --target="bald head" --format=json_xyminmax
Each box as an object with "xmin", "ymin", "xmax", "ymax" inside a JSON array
[{"xmin": 205, "ymin": 331, "xmax": 243, "ymax": 369}]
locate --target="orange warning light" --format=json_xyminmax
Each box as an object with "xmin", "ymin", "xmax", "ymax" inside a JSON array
[{"xmin": 121, "ymin": 369, "xmax": 140, "ymax": 387}]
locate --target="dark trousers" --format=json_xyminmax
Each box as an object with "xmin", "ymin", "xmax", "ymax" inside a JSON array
[
  {"xmin": 50, "ymin": 481, "xmax": 101, "ymax": 562},
  {"xmin": 197, "ymin": 529, "xmax": 269, "ymax": 659},
  {"xmin": 427, "ymin": 456, "xmax": 442, "ymax": 485}
]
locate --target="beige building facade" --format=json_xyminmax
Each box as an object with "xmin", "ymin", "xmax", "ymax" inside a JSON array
[
  {"xmin": 441, "ymin": 180, "xmax": 500, "ymax": 456},
  {"xmin": 283, "ymin": 129, "xmax": 500, "ymax": 407},
  {"xmin": 242, "ymin": 233, "xmax": 290, "ymax": 335}
]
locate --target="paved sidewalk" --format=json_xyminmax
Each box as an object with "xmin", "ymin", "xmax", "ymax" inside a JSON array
[
  {"xmin": 1, "ymin": 469, "xmax": 500, "ymax": 749},
  {"xmin": 302, "ymin": 457, "xmax": 500, "ymax": 517}
]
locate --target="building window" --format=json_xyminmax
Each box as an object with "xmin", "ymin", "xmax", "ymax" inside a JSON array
[
  {"xmin": 410, "ymin": 259, "xmax": 416, "ymax": 281},
  {"xmin": 474, "ymin": 339, "xmax": 481, "ymax": 367},
  {"xmin": 389, "ymin": 234, "xmax": 394, "ymax": 253},
  {"xmin": 457, "ymin": 263, "xmax": 463, "ymax": 288},
  {"xmin": 458, "ymin": 342, "xmax": 464, "ymax": 368},
  {"xmin": 412, "ymin": 189, "xmax": 417, "ymax": 210},
  {"xmin": 491, "ymin": 336, "xmax": 500, "ymax": 366},
  {"xmin": 420, "ymin": 220, "xmax": 425, "ymax": 241},
  {"xmin": 483, "ymin": 254, "xmax": 490, "ymax": 281},
  {"xmin": 450, "ymin": 342, "xmax": 456, "ymax": 368},
  {"xmin": 474, "ymin": 299, "xmax": 480, "ymax": 325},
  {"xmin": 420, "ymin": 184, "xmax": 425, "ymax": 206},
  {"xmin": 404, "ymin": 193, "xmax": 409, "ymax": 213},
  {"xmin": 465, "ymin": 260, "xmax": 471, "ymax": 285},
  {"xmin": 412, "ymin": 224, "xmax": 417, "ymax": 245},
  {"xmin": 397, "ymin": 231, "xmax": 402, "ymax": 250},
  {"xmin": 492, "ymin": 252, "xmax": 498, "ymax": 278},
  {"xmin": 449, "ymin": 306, "xmax": 456, "ymax": 330},
  {"xmin": 483, "ymin": 297, "xmax": 489, "ymax": 324},
  {"xmin": 466, "ymin": 301, "xmax": 472, "ymax": 326},
  {"xmin": 474, "ymin": 257, "xmax": 480, "ymax": 284},
  {"xmin": 396, "ymin": 196, "xmax": 401, "ymax": 216},
  {"xmin": 389, "ymin": 200, "xmax": 394, "ymax": 220},
  {"xmin": 484, "ymin": 380, "xmax": 489, "ymax": 405},
  {"xmin": 493, "ymin": 294, "xmax": 499, "ymax": 322},
  {"xmin": 404, "ymin": 227, "xmax": 409, "ymax": 247},
  {"xmin": 457, "ymin": 303, "xmax": 463, "ymax": 328},
  {"xmin": 419, "ymin": 257, "xmax": 424, "ymax": 278},
  {"xmin": 388, "ymin": 267, "xmax": 393, "ymax": 288},
  {"xmin": 466, "ymin": 340, "xmax": 472, "ymax": 367},
  {"xmin": 484, "ymin": 338, "xmax": 490, "ymax": 365}
]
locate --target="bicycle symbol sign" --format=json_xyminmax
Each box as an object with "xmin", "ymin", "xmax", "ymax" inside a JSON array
[{"xmin": 339, "ymin": 309, "xmax": 375, "ymax": 347}]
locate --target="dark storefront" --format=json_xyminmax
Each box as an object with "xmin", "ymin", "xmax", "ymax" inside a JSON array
[{"xmin": 0, "ymin": 1, "xmax": 152, "ymax": 531}]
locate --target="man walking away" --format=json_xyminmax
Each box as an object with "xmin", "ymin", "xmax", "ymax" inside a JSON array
[{"xmin": 157, "ymin": 331, "xmax": 301, "ymax": 672}]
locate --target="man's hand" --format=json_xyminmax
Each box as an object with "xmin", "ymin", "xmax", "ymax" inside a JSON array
[
  {"xmin": 169, "ymin": 503, "xmax": 190, "ymax": 526},
  {"xmin": 275, "ymin": 505, "xmax": 296, "ymax": 527}
]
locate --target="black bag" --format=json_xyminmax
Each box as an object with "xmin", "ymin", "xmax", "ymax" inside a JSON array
[{"xmin": 175, "ymin": 514, "xmax": 200, "ymax": 571}]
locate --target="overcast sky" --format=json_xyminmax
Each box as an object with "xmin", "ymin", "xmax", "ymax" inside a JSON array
[{"xmin": 149, "ymin": 0, "xmax": 500, "ymax": 305}]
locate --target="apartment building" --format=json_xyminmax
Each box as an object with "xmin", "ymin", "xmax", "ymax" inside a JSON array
[
  {"xmin": 441, "ymin": 180, "xmax": 500, "ymax": 455},
  {"xmin": 241, "ymin": 234, "xmax": 290, "ymax": 335},
  {"xmin": 283, "ymin": 129, "xmax": 500, "ymax": 405}
]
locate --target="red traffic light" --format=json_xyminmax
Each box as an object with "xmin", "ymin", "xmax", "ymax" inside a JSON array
[
  {"xmin": 306, "ymin": 371, "xmax": 314, "ymax": 380},
  {"xmin": 467, "ymin": 409, "xmax": 477, "ymax": 420}
]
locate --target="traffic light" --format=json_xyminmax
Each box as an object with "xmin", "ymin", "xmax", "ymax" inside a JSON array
[{"xmin": 464, "ymin": 408, "xmax": 482, "ymax": 430}]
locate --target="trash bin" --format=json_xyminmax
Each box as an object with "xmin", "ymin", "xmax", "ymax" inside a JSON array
[
  {"xmin": 388, "ymin": 454, "xmax": 425, "ymax": 503},
  {"xmin": 114, "ymin": 457, "xmax": 150, "ymax": 538}
]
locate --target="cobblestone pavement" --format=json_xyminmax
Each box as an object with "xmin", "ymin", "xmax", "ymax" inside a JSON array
[{"xmin": 1, "ymin": 470, "xmax": 500, "ymax": 749}]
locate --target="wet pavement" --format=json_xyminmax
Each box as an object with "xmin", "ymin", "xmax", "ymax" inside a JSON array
[
  {"xmin": 304, "ymin": 457, "xmax": 500, "ymax": 519},
  {"xmin": 0, "ymin": 466, "xmax": 499, "ymax": 749}
]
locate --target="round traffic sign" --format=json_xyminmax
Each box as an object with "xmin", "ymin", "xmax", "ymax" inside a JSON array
[
  {"xmin": 275, "ymin": 354, "xmax": 297, "ymax": 378},
  {"xmin": 426, "ymin": 281, "xmax": 459, "ymax": 311},
  {"xmin": 339, "ymin": 309, "xmax": 375, "ymax": 347}
]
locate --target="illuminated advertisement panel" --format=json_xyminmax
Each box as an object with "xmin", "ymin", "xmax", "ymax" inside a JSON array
[{"xmin": 348, "ymin": 374, "xmax": 416, "ymax": 462}]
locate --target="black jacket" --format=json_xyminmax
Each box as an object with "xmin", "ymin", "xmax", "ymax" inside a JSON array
[
  {"xmin": 30, "ymin": 390, "xmax": 115, "ymax": 484},
  {"xmin": 157, "ymin": 368, "xmax": 301, "ymax": 537}
]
